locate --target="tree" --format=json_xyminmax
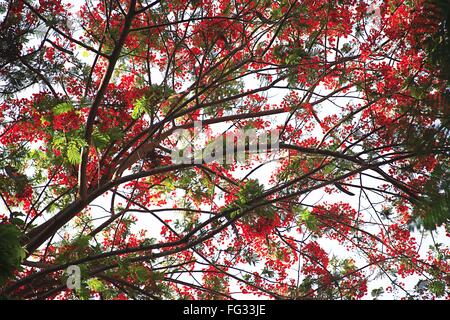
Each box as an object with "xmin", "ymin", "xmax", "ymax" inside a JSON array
[{"xmin": 0, "ymin": 0, "xmax": 449, "ymax": 300}]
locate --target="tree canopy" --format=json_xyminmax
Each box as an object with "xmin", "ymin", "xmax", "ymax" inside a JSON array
[{"xmin": 0, "ymin": 0, "xmax": 449, "ymax": 300}]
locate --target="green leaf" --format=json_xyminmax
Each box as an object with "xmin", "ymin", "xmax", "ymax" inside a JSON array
[
  {"xmin": 52, "ymin": 134, "xmax": 66, "ymax": 148},
  {"xmin": 135, "ymin": 267, "xmax": 149, "ymax": 282},
  {"xmin": 72, "ymin": 235, "xmax": 91, "ymax": 249},
  {"xmin": 131, "ymin": 96, "xmax": 148, "ymax": 119},
  {"xmin": 410, "ymin": 163, "xmax": 450, "ymax": 230},
  {"xmin": 86, "ymin": 278, "xmax": 105, "ymax": 292},
  {"xmin": 0, "ymin": 223, "xmax": 26, "ymax": 285},
  {"xmin": 10, "ymin": 217, "xmax": 25, "ymax": 227},
  {"xmin": 429, "ymin": 280, "xmax": 446, "ymax": 297},
  {"xmin": 108, "ymin": 127, "xmax": 124, "ymax": 141},
  {"xmin": 271, "ymin": 7, "xmax": 282, "ymax": 19},
  {"xmin": 371, "ymin": 287, "xmax": 384, "ymax": 299},
  {"xmin": 152, "ymin": 271, "xmax": 165, "ymax": 281},
  {"xmin": 53, "ymin": 102, "xmax": 73, "ymax": 115},
  {"xmin": 67, "ymin": 142, "xmax": 82, "ymax": 165},
  {"xmin": 92, "ymin": 129, "xmax": 110, "ymax": 150},
  {"xmin": 294, "ymin": 206, "xmax": 319, "ymax": 232}
]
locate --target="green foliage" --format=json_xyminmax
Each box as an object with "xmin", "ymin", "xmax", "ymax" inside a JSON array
[
  {"xmin": 428, "ymin": 280, "xmax": 446, "ymax": 297},
  {"xmin": 173, "ymin": 169, "xmax": 215, "ymax": 204},
  {"xmin": 261, "ymin": 266, "xmax": 275, "ymax": 278},
  {"xmin": 371, "ymin": 287, "xmax": 384, "ymax": 299},
  {"xmin": 294, "ymin": 206, "xmax": 319, "ymax": 232},
  {"xmin": 0, "ymin": 223, "xmax": 26, "ymax": 285},
  {"xmin": 92, "ymin": 127, "xmax": 123, "ymax": 151},
  {"xmin": 133, "ymin": 266, "xmax": 151, "ymax": 282},
  {"xmin": 229, "ymin": 179, "xmax": 274, "ymax": 219},
  {"xmin": 242, "ymin": 250, "xmax": 260, "ymax": 266},
  {"xmin": 53, "ymin": 102, "xmax": 74, "ymax": 115},
  {"xmin": 424, "ymin": 0, "xmax": 450, "ymax": 81},
  {"xmin": 92, "ymin": 128, "xmax": 111, "ymax": 150},
  {"xmin": 52, "ymin": 133, "xmax": 87, "ymax": 165},
  {"xmin": 131, "ymin": 96, "xmax": 148, "ymax": 120},
  {"xmin": 411, "ymin": 162, "xmax": 450, "ymax": 230},
  {"xmin": 202, "ymin": 79, "xmax": 243, "ymax": 116},
  {"xmin": 0, "ymin": 168, "xmax": 29, "ymax": 197},
  {"xmin": 131, "ymin": 85, "xmax": 169, "ymax": 118},
  {"xmin": 67, "ymin": 141, "xmax": 82, "ymax": 165},
  {"xmin": 295, "ymin": 276, "xmax": 314, "ymax": 298},
  {"xmin": 415, "ymin": 277, "xmax": 448, "ymax": 298},
  {"xmin": 285, "ymin": 47, "xmax": 308, "ymax": 65},
  {"xmin": 86, "ymin": 278, "xmax": 106, "ymax": 292},
  {"xmin": 55, "ymin": 235, "xmax": 94, "ymax": 264},
  {"xmin": 8, "ymin": 212, "xmax": 26, "ymax": 228}
]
